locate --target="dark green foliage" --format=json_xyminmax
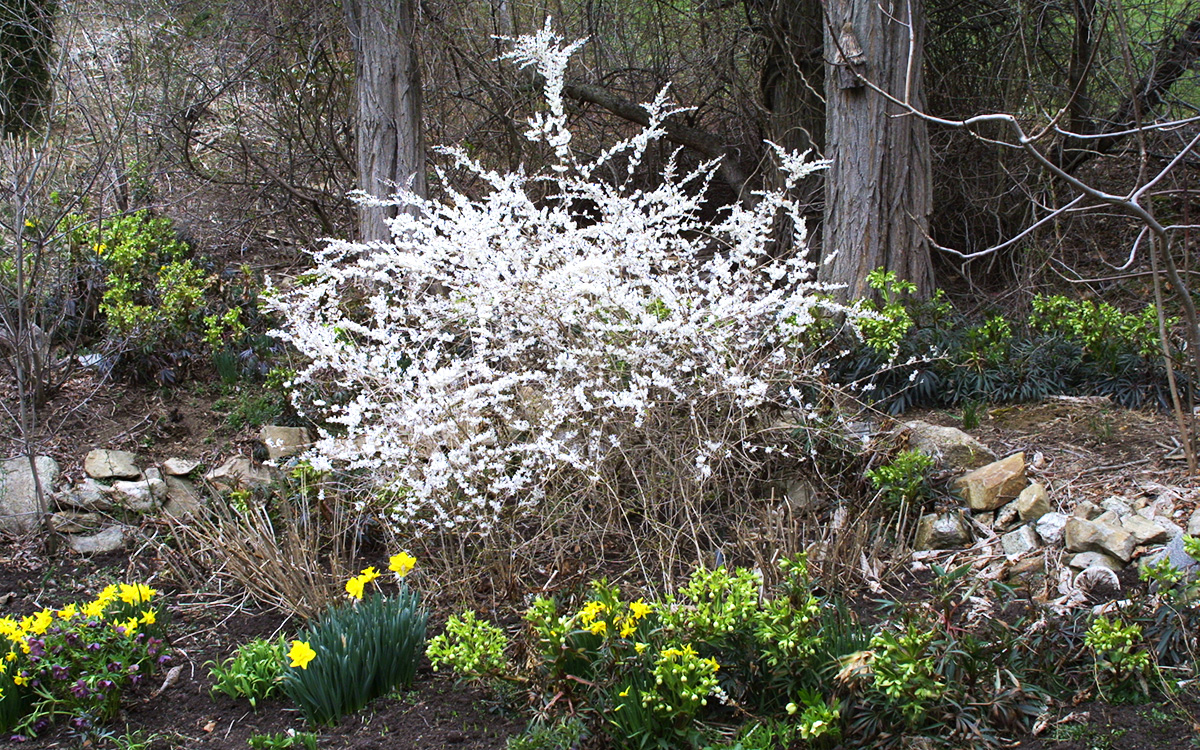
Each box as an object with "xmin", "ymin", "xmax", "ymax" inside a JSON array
[
  {"xmin": 280, "ymin": 588, "xmax": 428, "ymax": 725},
  {"xmin": 831, "ymin": 293, "xmax": 1187, "ymax": 414},
  {"xmin": 207, "ymin": 637, "xmax": 286, "ymax": 709},
  {"xmin": 0, "ymin": 0, "xmax": 56, "ymax": 134}
]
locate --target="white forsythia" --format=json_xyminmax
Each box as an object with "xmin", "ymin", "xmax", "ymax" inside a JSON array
[{"xmin": 269, "ymin": 25, "xmax": 848, "ymax": 534}]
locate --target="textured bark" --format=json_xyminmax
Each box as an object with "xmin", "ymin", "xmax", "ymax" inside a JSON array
[
  {"xmin": 0, "ymin": 0, "xmax": 56, "ymax": 135},
  {"xmin": 345, "ymin": 0, "xmax": 426, "ymax": 243},
  {"xmin": 821, "ymin": 0, "xmax": 933, "ymax": 300}
]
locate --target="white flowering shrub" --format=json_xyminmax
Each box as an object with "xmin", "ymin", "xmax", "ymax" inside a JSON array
[{"xmin": 269, "ymin": 25, "xmax": 849, "ymax": 541}]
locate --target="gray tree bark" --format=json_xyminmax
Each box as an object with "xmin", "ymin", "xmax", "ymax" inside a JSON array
[
  {"xmin": 345, "ymin": 0, "xmax": 427, "ymax": 243},
  {"xmin": 821, "ymin": 0, "xmax": 933, "ymax": 300}
]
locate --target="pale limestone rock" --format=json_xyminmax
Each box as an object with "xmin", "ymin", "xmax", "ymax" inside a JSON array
[
  {"xmin": 1064, "ymin": 517, "xmax": 1136, "ymax": 562},
  {"xmin": 914, "ymin": 511, "xmax": 972, "ymax": 550},
  {"xmin": 144, "ymin": 467, "xmax": 168, "ymax": 501},
  {"xmin": 1073, "ymin": 501, "xmax": 1102, "ymax": 520},
  {"xmin": 1119, "ymin": 515, "xmax": 1169, "ymax": 546},
  {"xmin": 1035, "ymin": 512, "xmax": 1069, "ymax": 545},
  {"xmin": 1142, "ymin": 535, "xmax": 1199, "ymax": 578},
  {"xmin": 1189, "ymin": 508, "xmax": 1200, "ymax": 537},
  {"xmin": 1100, "ymin": 496, "xmax": 1133, "ymax": 518},
  {"xmin": 59, "ymin": 477, "xmax": 114, "ymax": 512},
  {"xmin": 162, "ymin": 457, "xmax": 200, "ymax": 476},
  {"xmin": 83, "ymin": 450, "xmax": 141, "ymax": 480},
  {"xmin": 995, "ymin": 501, "xmax": 1021, "ymax": 531},
  {"xmin": 260, "ymin": 426, "xmax": 312, "ymax": 461},
  {"xmin": 67, "ymin": 525, "xmax": 129, "ymax": 554},
  {"xmin": 108, "ymin": 480, "xmax": 158, "ymax": 513},
  {"xmin": 901, "ymin": 420, "xmax": 996, "ymax": 470},
  {"xmin": 205, "ymin": 457, "xmax": 274, "ymax": 490},
  {"xmin": 48, "ymin": 511, "xmax": 103, "ymax": 534},
  {"xmin": 0, "ymin": 455, "xmax": 59, "ymax": 534},
  {"xmin": 1001, "ymin": 525, "xmax": 1041, "ymax": 558},
  {"xmin": 1068, "ymin": 551, "xmax": 1124, "ymax": 571},
  {"xmin": 1008, "ymin": 554, "xmax": 1045, "ymax": 580},
  {"xmin": 954, "ymin": 453, "xmax": 1026, "ymax": 512},
  {"xmin": 162, "ymin": 476, "xmax": 204, "ymax": 520},
  {"xmin": 1016, "ymin": 482, "xmax": 1050, "ymax": 522}
]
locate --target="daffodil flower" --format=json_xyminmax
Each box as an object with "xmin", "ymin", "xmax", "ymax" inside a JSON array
[
  {"xmin": 345, "ymin": 576, "xmax": 366, "ymax": 600},
  {"xmin": 388, "ymin": 552, "xmax": 416, "ymax": 577},
  {"xmin": 288, "ymin": 640, "xmax": 316, "ymax": 669}
]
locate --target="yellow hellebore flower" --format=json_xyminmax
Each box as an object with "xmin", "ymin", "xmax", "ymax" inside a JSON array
[
  {"xmin": 140, "ymin": 609, "xmax": 157, "ymax": 625},
  {"xmin": 119, "ymin": 583, "xmax": 156, "ymax": 605},
  {"xmin": 345, "ymin": 576, "xmax": 366, "ymax": 600},
  {"xmin": 388, "ymin": 552, "xmax": 416, "ymax": 578},
  {"xmin": 288, "ymin": 640, "xmax": 316, "ymax": 669}
]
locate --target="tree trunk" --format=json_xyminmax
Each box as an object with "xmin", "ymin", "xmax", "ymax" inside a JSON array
[
  {"xmin": 345, "ymin": 0, "xmax": 427, "ymax": 243},
  {"xmin": 821, "ymin": 0, "xmax": 933, "ymax": 300},
  {"xmin": 0, "ymin": 0, "xmax": 56, "ymax": 135}
]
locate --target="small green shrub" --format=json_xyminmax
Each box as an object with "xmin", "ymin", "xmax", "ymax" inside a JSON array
[
  {"xmin": 1085, "ymin": 615, "xmax": 1151, "ymax": 701},
  {"xmin": 207, "ymin": 637, "xmax": 286, "ymax": 708},
  {"xmin": 506, "ymin": 717, "xmax": 588, "ymax": 750},
  {"xmin": 866, "ymin": 449, "xmax": 935, "ymax": 510},
  {"xmin": 247, "ymin": 730, "xmax": 318, "ymax": 750},
  {"xmin": 280, "ymin": 562, "xmax": 428, "ymax": 725},
  {"xmin": 427, "ymin": 611, "xmax": 511, "ymax": 685}
]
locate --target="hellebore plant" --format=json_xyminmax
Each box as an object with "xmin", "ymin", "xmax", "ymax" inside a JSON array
[{"xmin": 0, "ymin": 583, "xmax": 171, "ymax": 737}]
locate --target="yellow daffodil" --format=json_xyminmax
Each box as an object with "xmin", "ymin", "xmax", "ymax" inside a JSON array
[
  {"xmin": 619, "ymin": 688, "xmax": 630, "ymax": 697},
  {"xmin": 634, "ymin": 642, "xmax": 648, "ymax": 654},
  {"xmin": 97, "ymin": 584, "xmax": 118, "ymax": 603},
  {"xmin": 13, "ymin": 674, "xmax": 28, "ymax": 686},
  {"xmin": 388, "ymin": 552, "xmax": 416, "ymax": 578},
  {"xmin": 578, "ymin": 601, "xmax": 607, "ymax": 626},
  {"xmin": 629, "ymin": 600, "xmax": 653, "ymax": 619},
  {"xmin": 140, "ymin": 609, "xmax": 157, "ymax": 625},
  {"xmin": 57, "ymin": 603, "xmax": 77, "ymax": 621},
  {"xmin": 30, "ymin": 610, "xmax": 53, "ymax": 635},
  {"xmin": 359, "ymin": 566, "xmax": 381, "ymax": 584},
  {"xmin": 587, "ymin": 620, "xmax": 607, "ymax": 636},
  {"xmin": 288, "ymin": 640, "xmax": 316, "ymax": 669},
  {"xmin": 619, "ymin": 617, "xmax": 637, "ymax": 638},
  {"xmin": 345, "ymin": 576, "xmax": 366, "ymax": 600},
  {"xmin": 118, "ymin": 583, "xmax": 156, "ymax": 605},
  {"xmin": 120, "ymin": 618, "xmax": 139, "ymax": 636},
  {"xmin": 82, "ymin": 599, "xmax": 106, "ymax": 618}
]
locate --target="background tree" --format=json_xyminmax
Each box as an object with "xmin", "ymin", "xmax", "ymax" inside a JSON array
[
  {"xmin": 0, "ymin": 0, "xmax": 56, "ymax": 135},
  {"xmin": 345, "ymin": 0, "xmax": 426, "ymax": 243}
]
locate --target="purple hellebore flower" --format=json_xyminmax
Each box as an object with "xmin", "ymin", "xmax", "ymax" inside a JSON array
[
  {"xmin": 86, "ymin": 642, "xmax": 102, "ymax": 652},
  {"xmin": 156, "ymin": 654, "xmax": 172, "ymax": 666},
  {"xmin": 107, "ymin": 661, "xmax": 123, "ymax": 672},
  {"xmin": 51, "ymin": 665, "xmax": 69, "ymax": 680},
  {"xmin": 65, "ymin": 632, "xmax": 79, "ymax": 645},
  {"xmin": 129, "ymin": 673, "xmax": 142, "ymax": 686},
  {"xmin": 31, "ymin": 719, "xmax": 49, "ymax": 733},
  {"xmin": 70, "ymin": 679, "xmax": 89, "ymax": 698},
  {"xmin": 97, "ymin": 679, "xmax": 115, "ymax": 692},
  {"xmin": 69, "ymin": 716, "xmax": 91, "ymax": 730},
  {"xmin": 9, "ymin": 734, "xmax": 28, "ymax": 742}
]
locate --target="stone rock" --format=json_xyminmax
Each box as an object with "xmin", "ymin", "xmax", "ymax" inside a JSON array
[
  {"xmin": 1064, "ymin": 517, "xmax": 1136, "ymax": 562},
  {"xmin": 162, "ymin": 476, "xmax": 204, "ymax": 520},
  {"xmin": 785, "ymin": 479, "xmax": 819, "ymax": 512},
  {"xmin": 954, "ymin": 453, "xmax": 1026, "ymax": 512},
  {"xmin": 1100, "ymin": 496, "xmax": 1133, "ymax": 518},
  {"xmin": 1016, "ymin": 482, "xmax": 1050, "ymax": 522},
  {"xmin": 995, "ymin": 501, "xmax": 1021, "ymax": 531},
  {"xmin": 67, "ymin": 525, "xmax": 128, "ymax": 554},
  {"xmin": 1189, "ymin": 507, "xmax": 1200, "ymax": 537},
  {"xmin": 260, "ymin": 426, "xmax": 311, "ymax": 461},
  {"xmin": 901, "ymin": 420, "xmax": 997, "ymax": 470},
  {"xmin": 48, "ymin": 511, "xmax": 103, "ymax": 534},
  {"xmin": 1119, "ymin": 515, "xmax": 1169, "ymax": 546},
  {"xmin": 83, "ymin": 450, "xmax": 141, "ymax": 480},
  {"xmin": 144, "ymin": 467, "xmax": 168, "ymax": 501},
  {"xmin": 1035, "ymin": 512, "xmax": 1069, "ymax": 545},
  {"xmin": 1008, "ymin": 554, "xmax": 1045, "ymax": 580},
  {"xmin": 914, "ymin": 511, "xmax": 973, "ymax": 550},
  {"xmin": 1073, "ymin": 501, "xmax": 1102, "ymax": 520},
  {"xmin": 107, "ymin": 480, "xmax": 158, "ymax": 513},
  {"xmin": 1068, "ymin": 551, "xmax": 1124, "ymax": 571},
  {"xmin": 1142, "ymin": 534, "xmax": 1200, "ymax": 577},
  {"xmin": 162, "ymin": 457, "xmax": 200, "ymax": 477},
  {"xmin": 0, "ymin": 455, "xmax": 60, "ymax": 534},
  {"xmin": 205, "ymin": 457, "xmax": 274, "ymax": 490},
  {"xmin": 1001, "ymin": 525, "xmax": 1041, "ymax": 558},
  {"xmin": 59, "ymin": 478, "xmax": 113, "ymax": 512}
]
